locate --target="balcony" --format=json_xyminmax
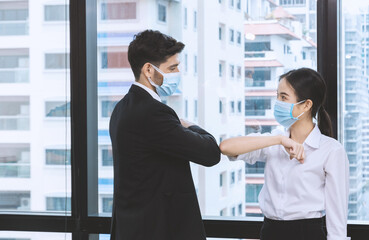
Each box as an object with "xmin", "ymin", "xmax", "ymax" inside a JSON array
[
  {"xmin": 0, "ymin": 116, "xmax": 29, "ymax": 130},
  {"xmin": 0, "ymin": 163, "xmax": 30, "ymax": 178},
  {"xmin": 0, "ymin": 68, "xmax": 29, "ymax": 83},
  {"xmin": 0, "ymin": 21, "xmax": 28, "ymax": 36}
]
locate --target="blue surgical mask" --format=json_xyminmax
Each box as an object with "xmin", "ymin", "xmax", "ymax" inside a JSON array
[
  {"xmin": 148, "ymin": 64, "xmax": 181, "ymax": 97},
  {"xmin": 273, "ymin": 100, "xmax": 306, "ymax": 129}
]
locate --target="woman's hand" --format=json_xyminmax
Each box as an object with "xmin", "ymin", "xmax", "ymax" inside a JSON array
[{"xmin": 280, "ymin": 136, "xmax": 305, "ymax": 163}]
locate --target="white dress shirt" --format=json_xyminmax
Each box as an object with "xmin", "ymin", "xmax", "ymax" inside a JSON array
[
  {"xmin": 133, "ymin": 82, "xmax": 161, "ymax": 102},
  {"xmin": 229, "ymin": 125, "xmax": 350, "ymax": 240}
]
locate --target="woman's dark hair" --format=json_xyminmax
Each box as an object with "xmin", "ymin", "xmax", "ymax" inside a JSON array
[
  {"xmin": 128, "ymin": 30, "xmax": 185, "ymax": 80},
  {"xmin": 280, "ymin": 68, "xmax": 333, "ymax": 137}
]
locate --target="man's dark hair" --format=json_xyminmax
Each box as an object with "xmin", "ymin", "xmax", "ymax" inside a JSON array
[{"xmin": 128, "ymin": 30, "xmax": 185, "ymax": 80}]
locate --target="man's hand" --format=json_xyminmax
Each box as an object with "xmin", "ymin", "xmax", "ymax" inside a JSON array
[
  {"xmin": 180, "ymin": 119, "xmax": 195, "ymax": 128},
  {"xmin": 280, "ymin": 136, "xmax": 305, "ymax": 163}
]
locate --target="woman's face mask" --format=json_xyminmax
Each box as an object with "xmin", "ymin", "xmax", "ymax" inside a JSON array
[
  {"xmin": 147, "ymin": 64, "xmax": 181, "ymax": 97},
  {"xmin": 273, "ymin": 100, "xmax": 306, "ymax": 129}
]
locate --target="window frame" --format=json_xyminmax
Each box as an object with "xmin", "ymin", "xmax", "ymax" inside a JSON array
[{"xmin": 1, "ymin": 0, "xmax": 369, "ymax": 239}]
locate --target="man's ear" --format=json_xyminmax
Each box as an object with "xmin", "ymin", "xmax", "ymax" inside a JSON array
[{"xmin": 142, "ymin": 63, "xmax": 152, "ymax": 79}]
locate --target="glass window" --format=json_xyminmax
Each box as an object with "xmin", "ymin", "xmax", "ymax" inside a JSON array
[
  {"xmin": 95, "ymin": 0, "xmax": 317, "ymax": 222},
  {"xmin": 340, "ymin": 0, "xmax": 369, "ymax": 221},
  {"xmin": 45, "ymin": 149, "xmax": 71, "ymax": 165},
  {"xmin": 45, "ymin": 53, "xmax": 70, "ymax": 69},
  {"xmin": 0, "ymin": 0, "xmax": 70, "ymax": 214},
  {"xmin": 0, "ymin": 232, "xmax": 71, "ymax": 240},
  {"xmin": 101, "ymin": 2, "xmax": 136, "ymax": 20},
  {"xmin": 230, "ymin": 171, "xmax": 235, "ymax": 184},
  {"xmin": 238, "ymin": 203, "xmax": 243, "ymax": 215},
  {"xmin": 158, "ymin": 3, "xmax": 166, "ymax": 22},
  {"xmin": 236, "ymin": 0, "xmax": 241, "ymax": 10},
  {"xmin": 45, "ymin": 101, "xmax": 70, "ymax": 118},
  {"xmin": 44, "ymin": 5, "xmax": 69, "ymax": 22}
]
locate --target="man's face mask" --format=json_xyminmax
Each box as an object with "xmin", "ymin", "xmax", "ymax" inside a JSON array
[{"xmin": 147, "ymin": 64, "xmax": 181, "ymax": 97}]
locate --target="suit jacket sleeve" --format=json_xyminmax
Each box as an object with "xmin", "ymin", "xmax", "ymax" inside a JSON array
[{"xmin": 144, "ymin": 104, "xmax": 221, "ymax": 167}]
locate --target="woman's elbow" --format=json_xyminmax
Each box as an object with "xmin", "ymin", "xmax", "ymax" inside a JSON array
[{"xmin": 219, "ymin": 140, "xmax": 231, "ymax": 156}]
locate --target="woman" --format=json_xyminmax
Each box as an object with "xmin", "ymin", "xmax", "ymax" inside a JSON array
[{"xmin": 220, "ymin": 68, "xmax": 349, "ymax": 240}]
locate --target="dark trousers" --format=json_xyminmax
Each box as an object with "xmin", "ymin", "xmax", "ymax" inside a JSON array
[{"xmin": 260, "ymin": 216, "xmax": 327, "ymax": 240}]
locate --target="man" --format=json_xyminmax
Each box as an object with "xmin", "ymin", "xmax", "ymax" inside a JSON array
[{"xmin": 109, "ymin": 30, "xmax": 221, "ymax": 240}]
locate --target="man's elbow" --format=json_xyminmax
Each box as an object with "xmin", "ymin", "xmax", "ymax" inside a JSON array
[{"xmin": 204, "ymin": 145, "xmax": 221, "ymax": 167}]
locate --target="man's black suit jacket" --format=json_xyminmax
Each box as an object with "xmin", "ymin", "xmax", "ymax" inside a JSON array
[{"xmin": 109, "ymin": 85, "xmax": 221, "ymax": 240}]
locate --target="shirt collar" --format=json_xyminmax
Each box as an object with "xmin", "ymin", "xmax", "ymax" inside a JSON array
[
  {"xmin": 133, "ymin": 82, "xmax": 161, "ymax": 102},
  {"xmin": 285, "ymin": 124, "xmax": 321, "ymax": 149}
]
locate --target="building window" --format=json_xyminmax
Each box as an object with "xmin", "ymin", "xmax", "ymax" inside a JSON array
[
  {"xmin": 45, "ymin": 53, "xmax": 70, "ymax": 69},
  {"xmin": 45, "ymin": 149, "xmax": 71, "ymax": 165},
  {"xmin": 46, "ymin": 197, "xmax": 71, "ymax": 211},
  {"xmin": 102, "ymin": 148, "xmax": 113, "ymax": 166},
  {"xmin": 102, "ymin": 197, "xmax": 113, "ymax": 213},
  {"xmin": 194, "ymin": 55, "xmax": 197, "ymax": 74},
  {"xmin": 158, "ymin": 3, "xmax": 166, "ymax": 23},
  {"xmin": 101, "ymin": 2, "xmax": 136, "ymax": 20},
  {"xmin": 230, "ymin": 64, "xmax": 234, "ymax": 78},
  {"xmin": 184, "ymin": 7, "xmax": 187, "ymax": 28},
  {"xmin": 44, "ymin": 5, "xmax": 69, "ymax": 22},
  {"xmin": 219, "ymin": 62, "xmax": 223, "ymax": 77},
  {"xmin": 229, "ymin": 29, "xmax": 234, "ymax": 43},
  {"xmin": 230, "ymin": 101, "xmax": 235, "ymax": 113},
  {"xmin": 45, "ymin": 101, "xmax": 70, "ymax": 118},
  {"xmin": 246, "ymin": 184, "xmax": 263, "ymax": 203},
  {"xmin": 0, "ymin": 96, "xmax": 29, "ymax": 131},
  {"xmin": 0, "ymin": 191, "xmax": 30, "ymax": 210},
  {"xmin": 230, "ymin": 171, "xmax": 235, "ymax": 184},
  {"xmin": 0, "ymin": 49, "xmax": 29, "ymax": 83},
  {"xmin": 220, "ymin": 208, "xmax": 227, "ymax": 216},
  {"xmin": 238, "ymin": 203, "xmax": 243, "ymax": 216},
  {"xmin": 101, "ymin": 100, "xmax": 118, "ymax": 118},
  {"xmin": 238, "ymin": 169, "xmax": 242, "ymax": 182},
  {"xmin": 194, "ymin": 100, "xmax": 198, "ymax": 119},
  {"xmin": 219, "ymin": 26, "xmax": 222, "ymax": 40},
  {"xmin": 245, "ymin": 41, "xmax": 271, "ymax": 52},
  {"xmin": 237, "ymin": 100, "xmax": 242, "ymax": 113},
  {"xmin": 185, "ymin": 99, "xmax": 188, "ymax": 118},
  {"xmin": 0, "ymin": 144, "xmax": 30, "ymax": 178},
  {"xmin": 245, "ymin": 97, "xmax": 271, "ymax": 116},
  {"xmin": 0, "ymin": 4, "xmax": 28, "ymax": 36},
  {"xmin": 193, "ymin": 11, "xmax": 197, "ymax": 30},
  {"xmin": 237, "ymin": 31, "xmax": 241, "ymax": 45},
  {"xmin": 237, "ymin": 66, "xmax": 242, "ymax": 79},
  {"xmin": 219, "ymin": 100, "xmax": 223, "ymax": 114},
  {"xmin": 101, "ymin": 47, "xmax": 130, "ymax": 69},
  {"xmin": 236, "ymin": 0, "xmax": 241, "ymax": 10},
  {"xmin": 229, "ymin": 0, "xmax": 234, "ymax": 8},
  {"xmin": 232, "ymin": 207, "xmax": 236, "ymax": 216}
]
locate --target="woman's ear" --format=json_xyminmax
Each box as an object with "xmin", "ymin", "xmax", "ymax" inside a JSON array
[{"xmin": 304, "ymin": 99, "xmax": 313, "ymax": 111}]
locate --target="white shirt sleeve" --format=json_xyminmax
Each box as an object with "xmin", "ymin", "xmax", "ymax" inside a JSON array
[
  {"xmin": 324, "ymin": 146, "xmax": 350, "ymax": 240},
  {"xmin": 227, "ymin": 132, "xmax": 272, "ymax": 164}
]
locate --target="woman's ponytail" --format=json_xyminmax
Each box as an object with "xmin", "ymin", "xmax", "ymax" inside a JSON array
[{"xmin": 318, "ymin": 106, "xmax": 333, "ymax": 138}]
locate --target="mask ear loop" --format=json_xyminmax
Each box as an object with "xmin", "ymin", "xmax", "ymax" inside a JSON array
[{"xmin": 292, "ymin": 100, "xmax": 307, "ymax": 120}]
